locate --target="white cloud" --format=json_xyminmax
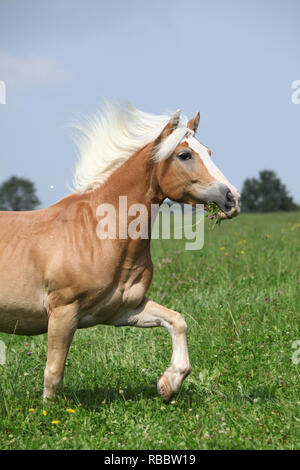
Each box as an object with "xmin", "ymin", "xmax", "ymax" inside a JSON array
[{"xmin": 0, "ymin": 51, "xmax": 69, "ymax": 88}]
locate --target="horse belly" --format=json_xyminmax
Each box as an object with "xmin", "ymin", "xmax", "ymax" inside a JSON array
[
  {"xmin": 0, "ymin": 308, "xmax": 48, "ymax": 335},
  {"xmin": 0, "ymin": 277, "xmax": 47, "ymax": 335}
]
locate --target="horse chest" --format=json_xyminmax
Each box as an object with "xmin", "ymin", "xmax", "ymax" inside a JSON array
[
  {"xmin": 114, "ymin": 266, "xmax": 151, "ymax": 309},
  {"xmin": 121, "ymin": 278, "xmax": 147, "ymax": 307},
  {"xmin": 78, "ymin": 265, "xmax": 152, "ymax": 327},
  {"xmin": 113, "ymin": 260, "xmax": 153, "ymax": 308}
]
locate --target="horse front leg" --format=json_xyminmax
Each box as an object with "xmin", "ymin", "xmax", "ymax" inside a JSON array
[
  {"xmin": 112, "ymin": 297, "xmax": 191, "ymax": 403},
  {"xmin": 43, "ymin": 302, "xmax": 79, "ymax": 400}
]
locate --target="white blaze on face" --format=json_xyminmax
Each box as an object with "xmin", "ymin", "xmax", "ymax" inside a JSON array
[{"xmin": 186, "ymin": 136, "xmax": 240, "ymax": 202}]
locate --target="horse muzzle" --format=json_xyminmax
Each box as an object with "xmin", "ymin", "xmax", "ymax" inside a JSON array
[{"xmin": 203, "ymin": 182, "xmax": 240, "ymax": 219}]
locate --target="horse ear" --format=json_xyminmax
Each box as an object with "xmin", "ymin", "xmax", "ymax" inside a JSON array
[
  {"xmin": 160, "ymin": 109, "xmax": 181, "ymax": 139},
  {"xmin": 187, "ymin": 111, "xmax": 200, "ymax": 133},
  {"xmin": 151, "ymin": 109, "xmax": 181, "ymax": 159}
]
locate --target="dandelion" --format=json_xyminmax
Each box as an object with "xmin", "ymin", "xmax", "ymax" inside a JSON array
[
  {"xmin": 28, "ymin": 408, "xmax": 35, "ymax": 412},
  {"xmin": 66, "ymin": 408, "xmax": 75, "ymax": 413},
  {"xmin": 240, "ymin": 250, "xmax": 245, "ymax": 255},
  {"xmin": 220, "ymin": 246, "xmax": 225, "ymax": 251},
  {"xmin": 51, "ymin": 420, "xmax": 60, "ymax": 424},
  {"xmin": 291, "ymin": 223, "xmax": 300, "ymax": 231},
  {"xmin": 42, "ymin": 410, "xmax": 47, "ymax": 416}
]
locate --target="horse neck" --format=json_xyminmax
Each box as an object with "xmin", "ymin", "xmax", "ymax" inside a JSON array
[{"xmin": 89, "ymin": 144, "xmax": 164, "ymax": 254}]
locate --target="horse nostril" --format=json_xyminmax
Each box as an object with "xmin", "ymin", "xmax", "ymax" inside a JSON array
[
  {"xmin": 224, "ymin": 189, "xmax": 235, "ymax": 210},
  {"xmin": 226, "ymin": 190, "xmax": 234, "ymax": 202}
]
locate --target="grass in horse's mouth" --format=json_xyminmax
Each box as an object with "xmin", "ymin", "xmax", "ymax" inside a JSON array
[{"xmin": 205, "ymin": 202, "xmax": 223, "ymax": 226}]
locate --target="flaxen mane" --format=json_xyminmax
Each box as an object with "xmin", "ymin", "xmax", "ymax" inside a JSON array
[{"xmin": 72, "ymin": 101, "xmax": 191, "ymax": 192}]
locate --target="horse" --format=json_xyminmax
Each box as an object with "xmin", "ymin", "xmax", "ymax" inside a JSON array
[{"xmin": 0, "ymin": 103, "xmax": 240, "ymax": 403}]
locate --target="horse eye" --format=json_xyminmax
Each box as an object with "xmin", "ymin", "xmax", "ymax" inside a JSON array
[{"xmin": 177, "ymin": 151, "xmax": 192, "ymax": 161}]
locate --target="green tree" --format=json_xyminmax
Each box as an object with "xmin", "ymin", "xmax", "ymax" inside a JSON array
[
  {"xmin": 0, "ymin": 176, "xmax": 41, "ymax": 211},
  {"xmin": 241, "ymin": 170, "xmax": 298, "ymax": 213}
]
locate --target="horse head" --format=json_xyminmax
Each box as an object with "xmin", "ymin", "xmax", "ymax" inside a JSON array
[{"xmin": 153, "ymin": 110, "xmax": 240, "ymax": 219}]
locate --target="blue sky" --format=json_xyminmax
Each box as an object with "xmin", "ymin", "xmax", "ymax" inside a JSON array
[{"xmin": 0, "ymin": 0, "xmax": 299, "ymax": 207}]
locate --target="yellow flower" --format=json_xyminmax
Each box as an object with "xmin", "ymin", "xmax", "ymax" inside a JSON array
[
  {"xmin": 28, "ymin": 408, "xmax": 35, "ymax": 412},
  {"xmin": 42, "ymin": 410, "xmax": 47, "ymax": 416},
  {"xmin": 66, "ymin": 408, "xmax": 75, "ymax": 413},
  {"xmin": 240, "ymin": 250, "xmax": 245, "ymax": 255},
  {"xmin": 220, "ymin": 246, "xmax": 225, "ymax": 251},
  {"xmin": 51, "ymin": 420, "xmax": 60, "ymax": 424},
  {"xmin": 225, "ymin": 252, "xmax": 229, "ymax": 256}
]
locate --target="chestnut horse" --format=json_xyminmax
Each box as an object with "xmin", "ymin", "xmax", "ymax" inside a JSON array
[{"xmin": 0, "ymin": 103, "xmax": 239, "ymax": 402}]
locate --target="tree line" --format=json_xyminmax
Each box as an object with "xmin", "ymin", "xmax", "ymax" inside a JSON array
[{"xmin": 0, "ymin": 172, "xmax": 298, "ymax": 212}]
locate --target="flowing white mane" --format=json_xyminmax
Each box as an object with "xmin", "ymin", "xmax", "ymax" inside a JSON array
[{"xmin": 72, "ymin": 102, "xmax": 189, "ymax": 192}]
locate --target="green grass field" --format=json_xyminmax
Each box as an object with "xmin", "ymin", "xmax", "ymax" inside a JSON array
[{"xmin": 0, "ymin": 212, "xmax": 299, "ymax": 450}]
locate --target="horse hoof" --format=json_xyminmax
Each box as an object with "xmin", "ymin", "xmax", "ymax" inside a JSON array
[{"xmin": 157, "ymin": 375, "xmax": 173, "ymax": 403}]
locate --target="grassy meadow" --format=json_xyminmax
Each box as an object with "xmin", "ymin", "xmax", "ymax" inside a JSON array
[{"xmin": 0, "ymin": 211, "xmax": 299, "ymax": 450}]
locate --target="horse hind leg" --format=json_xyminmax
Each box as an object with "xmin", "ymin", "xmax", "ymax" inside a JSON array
[
  {"xmin": 43, "ymin": 303, "xmax": 79, "ymax": 400},
  {"xmin": 112, "ymin": 297, "xmax": 191, "ymax": 403}
]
